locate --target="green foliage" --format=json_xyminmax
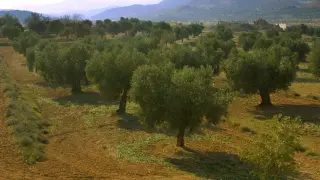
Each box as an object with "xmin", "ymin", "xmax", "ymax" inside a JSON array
[
  {"xmin": 280, "ymin": 38, "xmax": 310, "ymax": 62},
  {"xmin": 26, "ymin": 47, "xmax": 35, "ymax": 72},
  {"xmin": 60, "ymin": 26, "xmax": 73, "ymax": 39},
  {"xmin": 106, "ymin": 21, "xmax": 120, "ymax": 36},
  {"xmin": 252, "ymin": 37, "xmax": 273, "ymax": 50},
  {"xmin": 74, "ymin": 21, "xmax": 92, "ymax": 38},
  {"xmin": 196, "ymin": 36, "xmax": 225, "ymax": 74},
  {"xmin": 266, "ymin": 28, "xmax": 279, "ymax": 38},
  {"xmin": 12, "ymin": 30, "xmax": 40, "ymax": 56},
  {"xmin": 241, "ymin": 115, "xmax": 301, "ymax": 179},
  {"xmin": 187, "ymin": 23, "xmax": 204, "ymax": 37},
  {"xmin": 119, "ymin": 17, "xmax": 133, "ymax": 35},
  {"xmin": 25, "ymin": 13, "xmax": 48, "ymax": 34},
  {"xmin": 238, "ymin": 31, "xmax": 262, "ymax": 51},
  {"xmin": 215, "ymin": 24, "xmax": 233, "ymax": 41},
  {"xmin": 0, "ymin": 14, "xmax": 23, "ymax": 40},
  {"xmin": 0, "ymin": 56, "xmax": 47, "ymax": 164},
  {"xmin": 117, "ymin": 134, "xmax": 167, "ymax": 163},
  {"xmin": 131, "ymin": 64, "xmax": 231, "ymax": 147},
  {"xmin": 134, "ymin": 36, "xmax": 160, "ymax": 55},
  {"xmin": 174, "ymin": 26, "xmax": 190, "ymax": 42},
  {"xmin": 47, "ymin": 19, "xmax": 64, "ymax": 34},
  {"xmin": 309, "ymin": 41, "xmax": 320, "ymax": 78},
  {"xmin": 34, "ymin": 42, "xmax": 92, "ymax": 92},
  {"xmin": 86, "ymin": 46, "xmax": 148, "ymax": 113},
  {"xmin": 224, "ymin": 45, "xmax": 298, "ymax": 106},
  {"xmin": 1, "ymin": 25, "xmax": 21, "ymax": 40},
  {"xmin": 286, "ymin": 24, "xmax": 320, "ymax": 37},
  {"xmin": 165, "ymin": 44, "xmax": 202, "ymax": 69}
]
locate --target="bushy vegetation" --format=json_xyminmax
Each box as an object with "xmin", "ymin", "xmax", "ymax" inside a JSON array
[
  {"xmin": 131, "ymin": 64, "xmax": 232, "ymax": 147},
  {"xmin": 0, "ymin": 14, "xmax": 23, "ymax": 40},
  {"xmin": 4, "ymin": 15, "xmax": 318, "ymax": 178},
  {"xmin": 224, "ymin": 46, "xmax": 298, "ymax": 106},
  {"xmin": 241, "ymin": 115, "xmax": 302, "ymax": 179},
  {"xmin": 286, "ymin": 24, "xmax": 320, "ymax": 37},
  {"xmin": 86, "ymin": 45, "xmax": 148, "ymax": 114},
  {"xmin": 34, "ymin": 41, "xmax": 92, "ymax": 93},
  {"xmin": 309, "ymin": 41, "xmax": 320, "ymax": 78},
  {"xmin": 0, "ymin": 56, "xmax": 48, "ymax": 164}
]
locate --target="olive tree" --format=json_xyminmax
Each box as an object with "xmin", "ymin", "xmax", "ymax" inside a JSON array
[
  {"xmin": 187, "ymin": 23, "xmax": 204, "ymax": 37},
  {"xmin": 224, "ymin": 46, "xmax": 298, "ymax": 106},
  {"xmin": 280, "ymin": 38, "xmax": 310, "ymax": 62},
  {"xmin": 215, "ymin": 24, "xmax": 233, "ymax": 41},
  {"xmin": 131, "ymin": 64, "xmax": 231, "ymax": 147},
  {"xmin": 165, "ymin": 44, "xmax": 202, "ymax": 69},
  {"xmin": 86, "ymin": 46, "xmax": 148, "ymax": 114},
  {"xmin": 196, "ymin": 36, "xmax": 225, "ymax": 74},
  {"xmin": 35, "ymin": 42, "xmax": 92, "ymax": 93},
  {"xmin": 12, "ymin": 31, "xmax": 40, "ymax": 56},
  {"xmin": 309, "ymin": 41, "xmax": 320, "ymax": 78}
]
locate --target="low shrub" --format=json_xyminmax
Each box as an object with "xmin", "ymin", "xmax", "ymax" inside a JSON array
[
  {"xmin": 241, "ymin": 115, "xmax": 302, "ymax": 179},
  {"xmin": 0, "ymin": 56, "xmax": 48, "ymax": 164}
]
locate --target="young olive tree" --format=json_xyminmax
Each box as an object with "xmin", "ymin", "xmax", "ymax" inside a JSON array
[
  {"xmin": 35, "ymin": 42, "xmax": 92, "ymax": 93},
  {"xmin": 224, "ymin": 45, "xmax": 298, "ymax": 106},
  {"xmin": 86, "ymin": 47, "xmax": 148, "ymax": 114},
  {"xmin": 131, "ymin": 64, "xmax": 231, "ymax": 147}
]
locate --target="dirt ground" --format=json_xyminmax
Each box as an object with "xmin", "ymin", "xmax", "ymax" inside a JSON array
[
  {"xmin": 0, "ymin": 46, "xmax": 320, "ymax": 180},
  {"xmin": 0, "ymin": 47, "xmax": 200, "ymax": 180}
]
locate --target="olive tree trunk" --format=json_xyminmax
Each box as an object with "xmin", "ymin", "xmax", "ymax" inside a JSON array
[
  {"xmin": 71, "ymin": 79, "xmax": 82, "ymax": 93},
  {"xmin": 259, "ymin": 88, "xmax": 272, "ymax": 106},
  {"xmin": 176, "ymin": 125, "xmax": 186, "ymax": 147},
  {"xmin": 117, "ymin": 88, "xmax": 128, "ymax": 114},
  {"xmin": 84, "ymin": 76, "xmax": 89, "ymax": 86}
]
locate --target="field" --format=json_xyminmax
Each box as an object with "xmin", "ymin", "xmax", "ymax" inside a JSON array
[{"xmin": 0, "ymin": 37, "xmax": 319, "ymax": 180}]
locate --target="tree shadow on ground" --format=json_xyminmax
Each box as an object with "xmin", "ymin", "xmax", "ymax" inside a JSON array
[
  {"xmin": 165, "ymin": 147, "xmax": 258, "ymax": 180},
  {"xmin": 36, "ymin": 82, "xmax": 67, "ymax": 88},
  {"xmin": 53, "ymin": 91, "xmax": 114, "ymax": 106},
  {"xmin": 251, "ymin": 104, "xmax": 320, "ymax": 124},
  {"xmin": 297, "ymin": 68, "xmax": 312, "ymax": 74},
  {"xmin": 294, "ymin": 77, "xmax": 320, "ymax": 83},
  {"xmin": 117, "ymin": 113, "xmax": 146, "ymax": 131},
  {"xmin": 117, "ymin": 114, "xmax": 221, "ymax": 136}
]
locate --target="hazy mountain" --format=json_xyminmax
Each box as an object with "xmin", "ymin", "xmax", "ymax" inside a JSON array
[
  {"xmin": 92, "ymin": 0, "xmax": 190, "ymax": 20},
  {"xmin": 92, "ymin": 0, "xmax": 317, "ymax": 21},
  {"xmin": 303, "ymin": 0, "xmax": 320, "ymax": 7},
  {"xmin": 0, "ymin": 10, "xmax": 32, "ymax": 23}
]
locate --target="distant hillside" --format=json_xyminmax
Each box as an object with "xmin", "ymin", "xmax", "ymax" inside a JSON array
[
  {"xmin": 91, "ymin": 0, "xmax": 190, "ymax": 20},
  {"xmin": 92, "ymin": 0, "xmax": 320, "ymax": 21},
  {"xmin": 303, "ymin": 0, "xmax": 320, "ymax": 7},
  {"xmin": 0, "ymin": 10, "xmax": 32, "ymax": 23}
]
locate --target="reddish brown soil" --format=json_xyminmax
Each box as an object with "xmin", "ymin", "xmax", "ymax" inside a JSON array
[
  {"xmin": 1, "ymin": 45, "xmax": 319, "ymax": 180},
  {"xmin": 0, "ymin": 47, "xmax": 198, "ymax": 180}
]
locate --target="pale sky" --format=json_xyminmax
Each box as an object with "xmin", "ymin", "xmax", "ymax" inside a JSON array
[{"xmin": 2, "ymin": 0, "xmax": 162, "ymax": 13}]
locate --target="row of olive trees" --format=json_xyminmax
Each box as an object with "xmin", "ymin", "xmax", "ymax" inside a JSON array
[
  {"xmin": 21, "ymin": 13, "xmax": 205, "ymax": 41},
  {"xmin": 15, "ymin": 22, "xmax": 319, "ymax": 148},
  {"xmin": 238, "ymin": 30, "xmax": 310, "ymax": 62},
  {"xmin": 19, "ymin": 32, "xmax": 232, "ymax": 147}
]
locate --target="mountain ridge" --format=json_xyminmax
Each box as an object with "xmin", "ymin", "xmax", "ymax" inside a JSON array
[{"xmin": 92, "ymin": 0, "xmax": 319, "ymax": 21}]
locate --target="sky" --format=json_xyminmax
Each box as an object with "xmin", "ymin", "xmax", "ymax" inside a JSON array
[{"xmin": 2, "ymin": 0, "xmax": 162, "ymax": 14}]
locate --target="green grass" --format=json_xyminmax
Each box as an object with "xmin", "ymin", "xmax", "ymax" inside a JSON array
[
  {"xmin": 240, "ymin": 126, "xmax": 257, "ymax": 134},
  {"xmin": 0, "ymin": 56, "xmax": 48, "ymax": 164},
  {"xmin": 306, "ymin": 149, "xmax": 320, "ymax": 158},
  {"xmin": 116, "ymin": 134, "xmax": 169, "ymax": 163}
]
